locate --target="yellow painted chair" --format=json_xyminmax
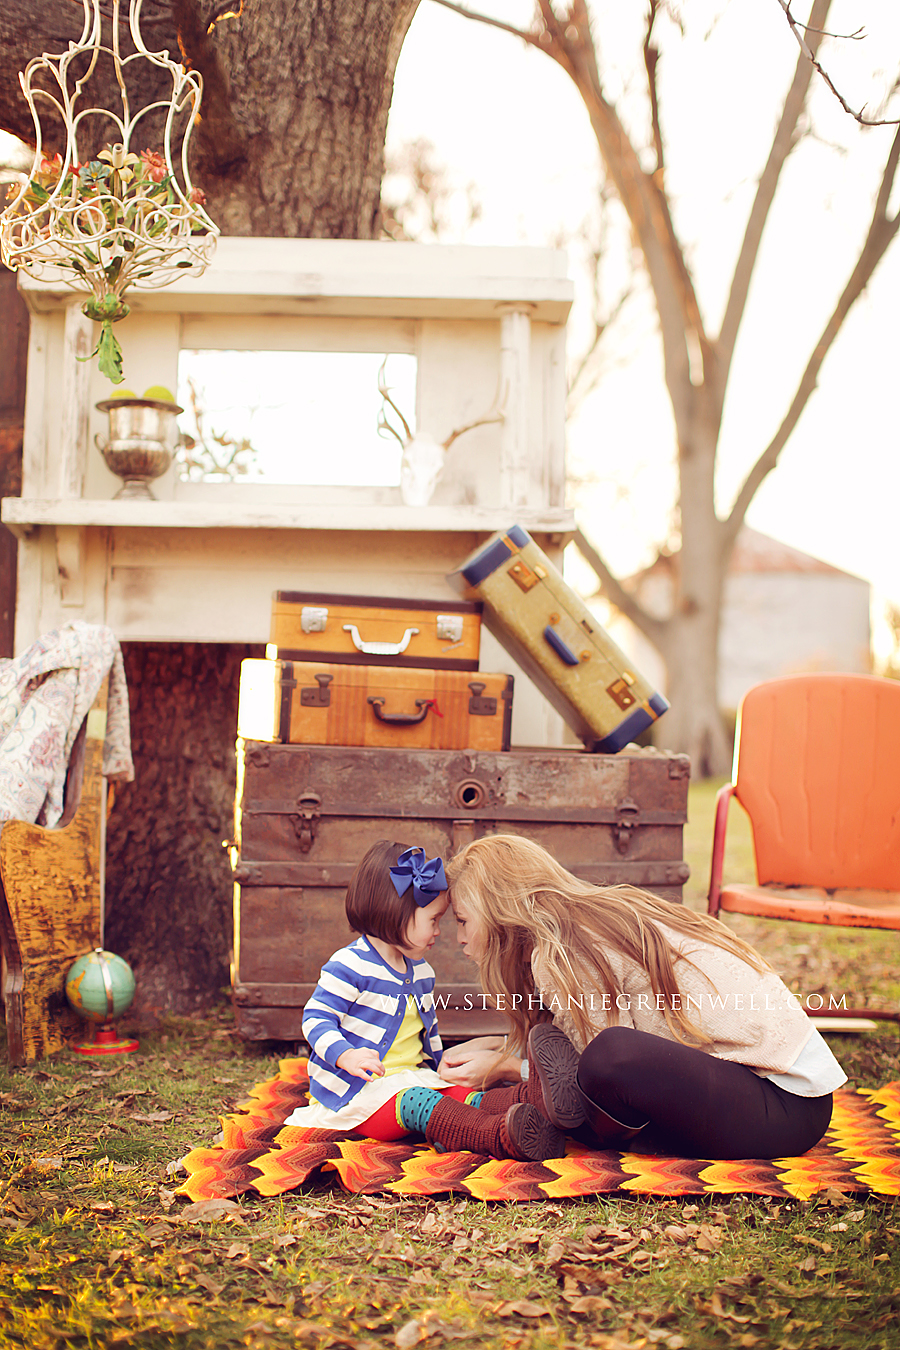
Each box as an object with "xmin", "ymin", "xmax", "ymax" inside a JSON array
[{"xmin": 0, "ymin": 688, "xmax": 108, "ymax": 1065}]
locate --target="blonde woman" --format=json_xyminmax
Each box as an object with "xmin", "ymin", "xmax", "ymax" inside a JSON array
[{"xmin": 438, "ymin": 835, "xmax": 845, "ymax": 1159}]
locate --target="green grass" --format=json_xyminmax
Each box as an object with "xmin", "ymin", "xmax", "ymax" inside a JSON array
[{"xmin": 0, "ymin": 783, "xmax": 898, "ymax": 1348}]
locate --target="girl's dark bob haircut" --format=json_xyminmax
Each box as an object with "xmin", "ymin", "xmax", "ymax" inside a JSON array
[{"xmin": 346, "ymin": 840, "xmax": 434, "ymax": 948}]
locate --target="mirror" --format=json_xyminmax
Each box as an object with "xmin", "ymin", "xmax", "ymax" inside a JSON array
[{"xmin": 175, "ymin": 349, "xmax": 417, "ymax": 485}]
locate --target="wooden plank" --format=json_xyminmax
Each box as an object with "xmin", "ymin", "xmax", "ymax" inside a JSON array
[{"xmin": 234, "ymin": 859, "xmax": 690, "ymax": 889}]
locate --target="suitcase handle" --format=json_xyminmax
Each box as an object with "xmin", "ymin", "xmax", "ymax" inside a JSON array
[
  {"xmin": 543, "ymin": 624, "xmax": 580, "ymax": 666},
  {"xmin": 367, "ymin": 696, "xmax": 433, "ymax": 726},
  {"xmin": 343, "ymin": 623, "xmax": 419, "ymax": 656}
]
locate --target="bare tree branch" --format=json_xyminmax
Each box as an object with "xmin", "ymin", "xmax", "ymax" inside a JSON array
[
  {"xmin": 643, "ymin": 0, "xmax": 664, "ymax": 176},
  {"xmin": 724, "ymin": 121, "xmax": 900, "ymax": 540},
  {"xmin": 429, "ymin": 0, "xmax": 540, "ymax": 47},
  {"xmin": 777, "ymin": 0, "xmax": 900, "ymax": 126},
  {"xmin": 565, "ymin": 279, "xmax": 632, "ymax": 416},
  {"xmin": 716, "ymin": 0, "xmax": 831, "ymax": 392},
  {"xmin": 572, "ymin": 527, "xmax": 669, "ymax": 649}
]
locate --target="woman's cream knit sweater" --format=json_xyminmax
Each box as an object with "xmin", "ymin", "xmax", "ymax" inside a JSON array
[{"xmin": 530, "ymin": 922, "xmax": 814, "ymax": 1075}]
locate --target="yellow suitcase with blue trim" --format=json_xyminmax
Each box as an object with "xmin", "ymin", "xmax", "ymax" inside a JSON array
[{"xmin": 449, "ymin": 525, "xmax": 668, "ymax": 753}]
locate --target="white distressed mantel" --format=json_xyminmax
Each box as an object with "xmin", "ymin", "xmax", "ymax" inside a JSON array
[{"xmin": 3, "ymin": 238, "xmax": 577, "ymax": 745}]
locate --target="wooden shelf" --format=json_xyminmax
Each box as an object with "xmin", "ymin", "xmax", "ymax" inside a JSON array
[{"xmin": 0, "ymin": 497, "xmax": 577, "ymax": 541}]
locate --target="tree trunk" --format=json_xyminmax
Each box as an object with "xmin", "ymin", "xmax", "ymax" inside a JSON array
[
  {"xmin": 104, "ymin": 642, "xmax": 262, "ymax": 1020},
  {"xmin": 0, "ymin": 0, "xmax": 419, "ymax": 238},
  {"xmin": 655, "ymin": 397, "xmax": 733, "ymax": 777},
  {"xmin": 0, "ymin": 2, "xmax": 420, "ymax": 1011}
]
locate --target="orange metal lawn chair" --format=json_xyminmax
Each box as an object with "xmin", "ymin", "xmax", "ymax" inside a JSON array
[{"xmin": 708, "ymin": 672, "xmax": 900, "ymax": 1025}]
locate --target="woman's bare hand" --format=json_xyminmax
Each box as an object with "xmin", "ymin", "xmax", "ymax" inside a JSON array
[{"xmin": 438, "ymin": 1039, "xmax": 522, "ymax": 1088}]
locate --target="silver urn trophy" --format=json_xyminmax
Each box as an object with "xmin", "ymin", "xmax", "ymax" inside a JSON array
[{"xmin": 95, "ymin": 397, "xmax": 184, "ymax": 499}]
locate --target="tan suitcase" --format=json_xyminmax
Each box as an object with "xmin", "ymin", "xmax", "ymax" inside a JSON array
[
  {"xmin": 268, "ymin": 592, "xmax": 482, "ymax": 671},
  {"xmin": 238, "ymin": 659, "xmax": 513, "ymax": 751},
  {"xmin": 450, "ymin": 525, "xmax": 668, "ymax": 753}
]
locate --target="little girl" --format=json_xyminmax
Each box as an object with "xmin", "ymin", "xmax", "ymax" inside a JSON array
[{"xmin": 285, "ymin": 840, "xmax": 563, "ymax": 1161}]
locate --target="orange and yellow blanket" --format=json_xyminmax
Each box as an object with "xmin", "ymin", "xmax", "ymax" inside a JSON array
[{"xmin": 178, "ymin": 1059, "xmax": 900, "ymax": 1204}]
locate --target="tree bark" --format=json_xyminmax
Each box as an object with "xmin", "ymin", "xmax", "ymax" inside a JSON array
[
  {"xmin": 0, "ymin": 0, "xmax": 419, "ymax": 238},
  {"xmin": 104, "ymin": 642, "xmax": 263, "ymax": 1020}
]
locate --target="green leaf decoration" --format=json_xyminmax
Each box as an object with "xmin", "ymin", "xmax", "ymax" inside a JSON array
[
  {"xmin": 82, "ymin": 295, "xmax": 131, "ymax": 323},
  {"xmin": 95, "ymin": 322, "xmax": 125, "ymax": 383}
]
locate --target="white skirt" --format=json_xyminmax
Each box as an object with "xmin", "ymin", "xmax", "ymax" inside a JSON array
[{"xmin": 285, "ymin": 1065, "xmax": 449, "ymax": 1130}]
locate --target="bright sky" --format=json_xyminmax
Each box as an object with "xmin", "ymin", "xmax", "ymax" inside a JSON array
[{"xmin": 386, "ymin": 0, "xmax": 900, "ymax": 654}]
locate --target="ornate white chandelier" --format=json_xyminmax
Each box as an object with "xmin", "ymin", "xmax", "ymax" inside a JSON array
[{"xmin": 0, "ymin": 0, "xmax": 218, "ymax": 380}]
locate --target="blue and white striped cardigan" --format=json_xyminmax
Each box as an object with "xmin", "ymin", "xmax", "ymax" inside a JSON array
[{"xmin": 302, "ymin": 936, "xmax": 444, "ymax": 1110}]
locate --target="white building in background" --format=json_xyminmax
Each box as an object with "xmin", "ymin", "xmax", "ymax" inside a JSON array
[{"xmin": 601, "ymin": 526, "xmax": 872, "ymax": 716}]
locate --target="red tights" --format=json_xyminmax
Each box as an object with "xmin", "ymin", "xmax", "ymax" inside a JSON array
[{"xmin": 358, "ymin": 1084, "xmax": 472, "ymax": 1141}]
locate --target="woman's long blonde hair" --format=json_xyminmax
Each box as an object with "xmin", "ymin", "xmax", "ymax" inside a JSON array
[{"xmin": 445, "ymin": 834, "xmax": 769, "ymax": 1054}]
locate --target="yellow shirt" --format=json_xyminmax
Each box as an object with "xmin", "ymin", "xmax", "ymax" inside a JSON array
[{"xmin": 381, "ymin": 996, "xmax": 426, "ymax": 1074}]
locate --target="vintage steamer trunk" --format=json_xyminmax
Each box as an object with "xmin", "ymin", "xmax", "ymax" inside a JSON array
[
  {"xmin": 269, "ymin": 593, "xmax": 483, "ymax": 671},
  {"xmin": 238, "ymin": 658, "xmax": 514, "ymax": 751},
  {"xmin": 231, "ymin": 742, "xmax": 691, "ymax": 1041},
  {"xmin": 450, "ymin": 526, "xmax": 668, "ymax": 753}
]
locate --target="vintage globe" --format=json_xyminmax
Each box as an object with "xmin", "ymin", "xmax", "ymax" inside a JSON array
[{"xmin": 65, "ymin": 949, "xmax": 136, "ymax": 1025}]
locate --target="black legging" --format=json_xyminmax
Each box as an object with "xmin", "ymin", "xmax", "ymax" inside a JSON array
[{"xmin": 576, "ymin": 1026, "xmax": 833, "ymax": 1159}]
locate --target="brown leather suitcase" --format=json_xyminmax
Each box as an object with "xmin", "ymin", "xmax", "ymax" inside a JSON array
[
  {"xmin": 230, "ymin": 741, "xmax": 691, "ymax": 1041},
  {"xmin": 269, "ymin": 592, "xmax": 482, "ymax": 671},
  {"xmin": 238, "ymin": 658, "xmax": 513, "ymax": 751}
]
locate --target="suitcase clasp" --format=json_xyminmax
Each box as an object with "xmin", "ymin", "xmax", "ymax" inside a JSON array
[
  {"xmin": 290, "ymin": 790, "xmax": 322, "ymax": 853},
  {"xmin": 507, "ymin": 559, "xmax": 539, "ymax": 593},
  {"xmin": 300, "ymin": 672, "xmax": 333, "ymax": 706},
  {"xmin": 607, "ymin": 674, "xmax": 637, "ymax": 710},
  {"xmin": 614, "ymin": 797, "xmax": 641, "ymax": 853},
  {"xmin": 467, "ymin": 681, "xmax": 498, "ymax": 716},
  {"xmin": 300, "ymin": 606, "xmax": 329, "ymax": 633},
  {"xmin": 436, "ymin": 614, "xmax": 464, "ymax": 645}
]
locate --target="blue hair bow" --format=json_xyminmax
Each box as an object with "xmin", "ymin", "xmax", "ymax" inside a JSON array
[{"xmin": 389, "ymin": 847, "xmax": 448, "ymax": 908}]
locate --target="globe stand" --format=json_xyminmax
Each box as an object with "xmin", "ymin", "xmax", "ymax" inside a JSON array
[
  {"xmin": 71, "ymin": 1021, "xmax": 139, "ymax": 1057},
  {"xmin": 65, "ymin": 947, "xmax": 139, "ymax": 1059}
]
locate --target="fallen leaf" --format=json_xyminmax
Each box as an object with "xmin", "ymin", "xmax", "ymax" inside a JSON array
[
  {"xmin": 798, "ymin": 1255, "xmax": 816, "ymax": 1274},
  {"xmin": 565, "ymin": 1294, "xmax": 614, "ymax": 1313},
  {"xmin": 395, "ymin": 1318, "xmax": 427, "ymax": 1348},
  {"xmin": 493, "ymin": 1300, "xmax": 551, "ymax": 1319},
  {"xmin": 179, "ymin": 1197, "xmax": 245, "ymax": 1224},
  {"xmin": 132, "ymin": 1111, "xmax": 177, "ymax": 1124},
  {"xmin": 194, "ymin": 1274, "xmax": 225, "ymax": 1294},
  {"xmin": 273, "ymin": 1233, "xmax": 297, "ymax": 1249},
  {"xmin": 32, "ymin": 1155, "xmax": 64, "ymax": 1171},
  {"xmin": 225, "ymin": 1241, "xmax": 250, "ymax": 1259}
]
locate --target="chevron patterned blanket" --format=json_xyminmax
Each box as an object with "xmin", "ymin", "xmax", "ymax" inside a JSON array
[{"xmin": 177, "ymin": 1059, "xmax": 900, "ymax": 1204}]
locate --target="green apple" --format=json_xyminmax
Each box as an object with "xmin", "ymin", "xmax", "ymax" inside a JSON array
[{"xmin": 143, "ymin": 384, "xmax": 176, "ymax": 403}]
